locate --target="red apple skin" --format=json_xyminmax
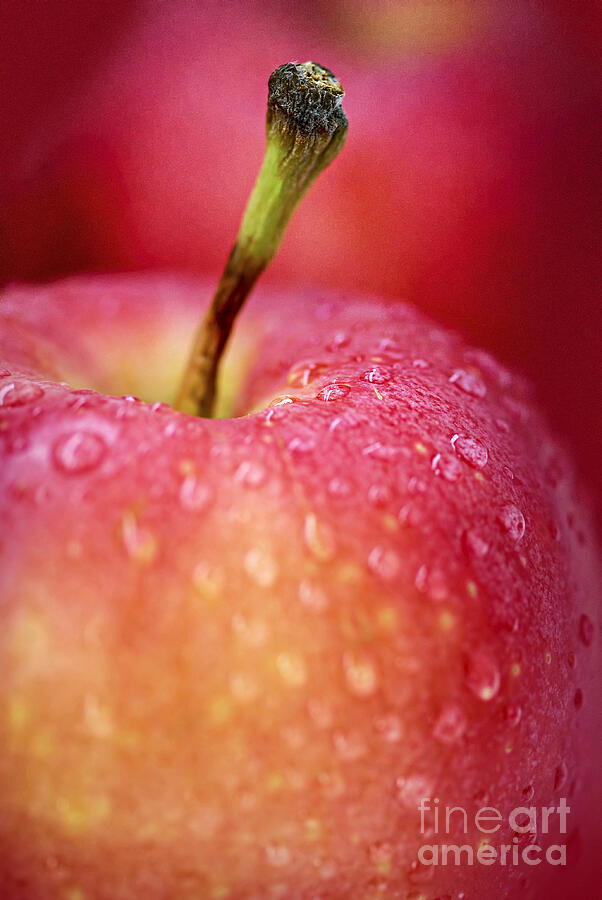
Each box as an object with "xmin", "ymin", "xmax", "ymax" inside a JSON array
[{"xmin": 0, "ymin": 274, "xmax": 599, "ymax": 898}]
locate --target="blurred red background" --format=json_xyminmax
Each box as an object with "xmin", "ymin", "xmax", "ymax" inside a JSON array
[{"xmin": 1, "ymin": 0, "xmax": 600, "ymax": 521}]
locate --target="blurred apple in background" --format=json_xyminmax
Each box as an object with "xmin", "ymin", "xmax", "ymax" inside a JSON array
[{"xmin": 1, "ymin": 0, "xmax": 600, "ymax": 519}]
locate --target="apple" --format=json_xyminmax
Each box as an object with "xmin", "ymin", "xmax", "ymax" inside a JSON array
[
  {"xmin": 2, "ymin": 1, "xmax": 600, "ymax": 520},
  {"xmin": 0, "ymin": 271, "xmax": 599, "ymax": 898}
]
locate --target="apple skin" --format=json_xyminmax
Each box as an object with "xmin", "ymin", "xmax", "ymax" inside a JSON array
[{"xmin": 0, "ymin": 274, "xmax": 599, "ymax": 898}]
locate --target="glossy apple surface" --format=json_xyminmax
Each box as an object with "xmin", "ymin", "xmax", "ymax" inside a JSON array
[{"xmin": 0, "ymin": 275, "xmax": 599, "ymax": 898}]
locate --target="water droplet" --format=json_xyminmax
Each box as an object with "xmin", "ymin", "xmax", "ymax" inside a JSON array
[
  {"xmin": 498, "ymin": 504, "xmax": 526, "ymax": 543},
  {"xmin": 414, "ymin": 565, "xmax": 449, "ymax": 602},
  {"xmin": 244, "ymin": 547, "xmax": 278, "ymax": 588},
  {"xmin": 234, "ymin": 460, "xmax": 266, "ymax": 488},
  {"xmin": 329, "ymin": 331, "xmax": 350, "ymax": 349},
  {"xmin": 192, "ymin": 562, "xmax": 224, "ymax": 601},
  {"xmin": 307, "ymin": 698, "xmax": 334, "ymax": 729},
  {"xmin": 287, "ymin": 435, "xmax": 316, "ymax": 455},
  {"xmin": 452, "ymin": 435, "xmax": 488, "ymax": 469},
  {"xmin": 179, "ymin": 474, "xmax": 212, "ymax": 511},
  {"xmin": 265, "ymin": 844, "xmax": 291, "ymax": 867},
  {"xmin": 462, "ymin": 529, "xmax": 489, "ymax": 560},
  {"xmin": 398, "ymin": 502, "xmax": 424, "ymax": 528},
  {"xmin": 412, "ymin": 358, "xmax": 429, "ymax": 369},
  {"xmin": 362, "ymin": 367, "xmax": 390, "ymax": 385},
  {"xmin": 316, "ymin": 383, "xmax": 350, "ymax": 402},
  {"xmin": 121, "ymin": 511, "xmax": 157, "ymax": 565},
  {"xmin": 231, "ymin": 613, "xmax": 268, "ymax": 646},
  {"xmin": 288, "ymin": 360, "xmax": 328, "ymax": 388},
  {"xmin": 276, "ymin": 652, "xmax": 307, "ymax": 687},
  {"xmin": 433, "ymin": 704, "xmax": 467, "ymax": 744},
  {"xmin": 465, "ymin": 649, "xmax": 501, "ymax": 701},
  {"xmin": 229, "ymin": 672, "xmax": 259, "ymax": 704},
  {"xmin": 368, "ymin": 545, "xmax": 400, "ymax": 581},
  {"xmin": 574, "ymin": 688, "xmax": 584, "ymax": 710},
  {"xmin": 396, "ymin": 774, "xmax": 434, "ymax": 808},
  {"xmin": 362, "ymin": 442, "xmax": 400, "ymax": 461},
  {"xmin": 504, "ymin": 704, "xmax": 522, "ymax": 726},
  {"xmin": 368, "ymin": 841, "xmax": 393, "ymax": 875},
  {"xmin": 298, "ymin": 579, "xmax": 329, "ymax": 612},
  {"xmin": 304, "ymin": 513, "xmax": 335, "ymax": 561},
  {"xmin": 431, "ymin": 453, "xmax": 462, "ymax": 482},
  {"xmin": 373, "ymin": 712, "xmax": 403, "ymax": 743},
  {"xmin": 496, "ymin": 418, "xmax": 510, "ymax": 433},
  {"xmin": 333, "ymin": 730, "xmax": 366, "ymax": 760},
  {"xmin": 52, "ymin": 431, "xmax": 107, "ymax": 475},
  {"xmin": 522, "ymin": 785, "xmax": 534, "ymax": 801},
  {"xmin": 343, "ymin": 651, "xmax": 378, "ymax": 697},
  {"xmin": 554, "ymin": 762, "xmax": 568, "ymax": 790},
  {"xmin": 579, "ymin": 614, "xmax": 594, "ymax": 646},
  {"xmin": 449, "ymin": 369, "xmax": 487, "ymax": 398},
  {"xmin": 327, "ymin": 476, "xmax": 352, "ymax": 498},
  {"xmin": 367, "ymin": 484, "xmax": 391, "ymax": 507},
  {"xmin": 0, "ymin": 381, "xmax": 44, "ymax": 407}
]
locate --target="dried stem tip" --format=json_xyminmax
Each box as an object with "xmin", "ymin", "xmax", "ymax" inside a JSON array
[{"xmin": 175, "ymin": 62, "xmax": 348, "ymax": 418}]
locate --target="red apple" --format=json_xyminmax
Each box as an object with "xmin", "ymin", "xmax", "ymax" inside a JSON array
[{"xmin": 0, "ymin": 273, "xmax": 599, "ymax": 898}]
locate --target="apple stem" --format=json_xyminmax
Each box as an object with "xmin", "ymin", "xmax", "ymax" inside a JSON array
[{"xmin": 174, "ymin": 62, "xmax": 348, "ymax": 417}]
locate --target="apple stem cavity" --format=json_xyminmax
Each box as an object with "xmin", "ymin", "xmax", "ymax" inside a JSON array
[{"xmin": 175, "ymin": 62, "xmax": 348, "ymax": 417}]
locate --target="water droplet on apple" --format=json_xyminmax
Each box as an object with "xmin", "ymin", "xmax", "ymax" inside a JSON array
[
  {"xmin": 179, "ymin": 474, "xmax": 212, "ymax": 512},
  {"xmin": 121, "ymin": 511, "xmax": 157, "ymax": 565},
  {"xmin": 579, "ymin": 613, "xmax": 594, "ymax": 646},
  {"xmin": 462, "ymin": 529, "xmax": 490, "ymax": 559},
  {"xmin": 362, "ymin": 366, "xmax": 390, "ymax": 384},
  {"xmin": 52, "ymin": 430, "xmax": 107, "ymax": 475},
  {"xmin": 343, "ymin": 651, "xmax": 378, "ymax": 697},
  {"xmin": 265, "ymin": 844, "xmax": 291, "ymax": 867},
  {"xmin": 498, "ymin": 503, "xmax": 526, "ymax": 543},
  {"xmin": 449, "ymin": 369, "xmax": 487, "ymax": 398},
  {"xmin": 368, "ymin": 841, "xmax": 393, "ymax": 874},
  {"xmin": 503, "ymin": 704, "xmax": 522, "ymax": 726},
  {"xmin": 367, "ymin": 484, "xmax": 391, "ymax": 507},
  {"xmin": 431, "ymin": 452, "xmax": 462, "ymax": 482},
  {"xmin": 0, "ymin": 381, "xmax": 44, "ymax": 406},
  {"xmin": 373, "ymin": 712, "xmax": 403, "ymax": 743},
  {"xmin": 231, "ymin": 613, "xmax": 268, "ymax": 646},
  {"xmin": 234, "ymin": 459, "xmax": 267, "ymax": 488},
  {"xmin": 363, "ymin": 442, "xmax": 400, "ymax": 461},
  {"xmin": 298, "ymin": 579, "xmax": 329, "ymax": 613},
  {"xmin": 368, "ymin": 545, "xmax": 400, "ymax": 581},
  {"xmin": 465, "ymin": 649, "xmax": 501, "ymax": 701},
  {"xmin": 244, "ymin": 546, "xmax": 278, "ymax": 588},
  {"xmin": 433, "ymin": 704, "xmax": 467, "ymax": 744},
  {"xmin": 452, "ymin": 435, "xmax": 488, "ymax": 469},
  {"xmin": 287, "ymin": 435, "xmax": 316, "ymax": 455},
  {"xmin": 304, "ymin": 513, "xmax": 335, "ymax": 561},
  {"xmin": 229, "ymin": 672, "xmax": 259, "ymax": 704},
  {"xmin": 192, "ymin": 561, "xmax": 224, "ymax": 601},
  {"xmin": 398, "ymin": 502, "xmax": 424, "ymax": 528},
  {"xmin": 396, "ymin": 774, "xmax": 434, "ymax": 808},
  {"xmin": 333, "ymin": 730, "xmax": 366, "ymax": 760},
  {"xmin": 414, "ymin": 565, "xmax": 449, "ymax": 602},
  {"xmin": 275, "ymin": 651, "xmax": 307, "ymax": 686},
  {"xmin": 412, "ymin": 358, "xmax": 429, "ymax": 369},
  {"xmin": 288, "ymin": 360, "xmax": 328, "ymax": 388},
  {"xmin": 327, "ymin": 476, "xmax": 352, "ymax": 498},
  {"xmin": 316, "ymin": 383, "xmax": 351, "ymax": 402},
  {"xmin": 308, "ymin": 697, "xmax": 334, "ymax": 729}
]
